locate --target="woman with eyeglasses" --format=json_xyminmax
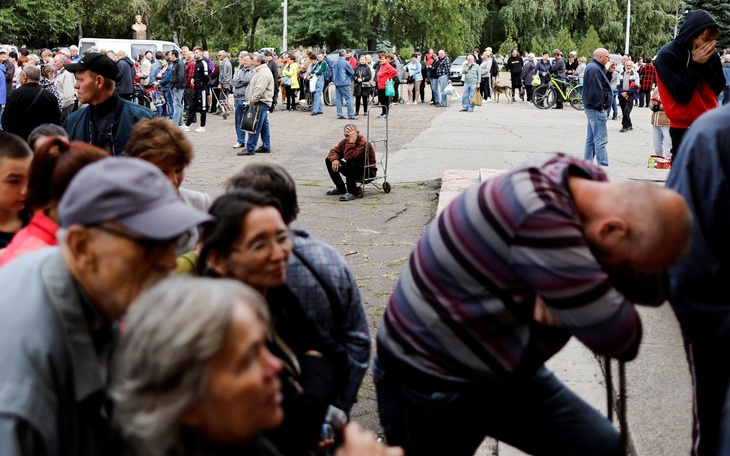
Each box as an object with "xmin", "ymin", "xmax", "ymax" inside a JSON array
[{"xmin": 197, "ymin": 189, "xmax": 348, "ymax": 456}]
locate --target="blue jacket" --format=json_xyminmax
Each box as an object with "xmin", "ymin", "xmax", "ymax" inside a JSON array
[
  {"xmin": 332, "ymin": 58, "xmax": 354, "ymax": 87},
  {"xmin": 617, "ymin": 70, "xmax": 640, "ymax": 100},
  {"xmin": 667, "ymin": 104, "xmax": 730, "ymax": 340},
  {"xmin": 64, "ymin": 94, "xmax": 153, "ymax": 156},
  {"xmin": 582, "ymin": 58, "xmax": 612, "ymax": 111}
]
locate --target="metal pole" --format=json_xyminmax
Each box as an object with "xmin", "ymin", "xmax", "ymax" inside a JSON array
[
  {"xmin": 674, "ymin": 2, "xmax": 679, "ymax": 38},
  {"xmin": 282, "ymin": 0, "xmax": 288, "ymax": 51},
  {"xmin": 624, "ymin": 0, "xmax": 631, "ymax": 55}
]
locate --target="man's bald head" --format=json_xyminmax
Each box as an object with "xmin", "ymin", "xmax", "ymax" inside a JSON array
[{"xmin": 572, "ymin": 179, "xmax": 692, "ymax": 273}]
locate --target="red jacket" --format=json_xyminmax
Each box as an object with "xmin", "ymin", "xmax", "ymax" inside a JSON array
[
  {"xmin": 657, "ymin": 73, "xmax": 718, "ymax": 129},
  {"xmin": 376, "ymin": 62, "xmax": 398, "ymax": 89}
]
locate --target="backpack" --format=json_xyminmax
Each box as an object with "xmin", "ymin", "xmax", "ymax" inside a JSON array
[{"xmin": 323, "ymin": 60, "xmax": 333, "ymax": 83}]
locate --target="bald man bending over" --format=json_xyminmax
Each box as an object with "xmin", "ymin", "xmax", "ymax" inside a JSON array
[{"xmin": 376, "ymin": 153, "xmax": 691, "ymax": 456}]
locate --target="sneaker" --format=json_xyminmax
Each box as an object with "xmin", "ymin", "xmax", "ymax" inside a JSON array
[
  {"xmin": 620, "ymin": 127, "xmax": 629, "ymax": 133},
  {"xmin": 378, "ymin": 114, "xmax": 388, "ymax": 119},
  {"xmin": 195, "ymin": 127, "xmax": 206, "ymax": 132},
  {"xmin": 339, "ymin": 192, "xmax": 357, "ymax": 201},
  {"xmin": 237, "ymin": 150, "xmax": 255, "ymax": 156},
  {"xmin": 326, "ymin": 188, "xmax": 346, "ymax": 196},
  {"xmin": 347, "ymin": 117, "xmax": 355, "ymax": 120},
  {"xmin": 180, "ymin": 125, "xmax": 191, "ymax": 131},
  {"xmin": 337, "ymin": 116, "xmax": 345, "ymax": 119},
  {"xmin": 232, "ymin": 143, "xmax": 243, "ymax": 148}
]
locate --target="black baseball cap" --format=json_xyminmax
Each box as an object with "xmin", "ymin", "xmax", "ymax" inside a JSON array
[{"xmin": 64, "ymin": 52, "xmax": 119, "ymax": 80}]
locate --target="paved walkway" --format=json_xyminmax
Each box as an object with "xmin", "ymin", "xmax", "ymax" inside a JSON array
[{"xmin": 182, "ymin": 83, "xmax": 691, "ymax": 455}]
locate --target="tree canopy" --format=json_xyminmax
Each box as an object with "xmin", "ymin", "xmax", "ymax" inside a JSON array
[{"xmin": 1, "ymin": 0, "xmax": 726, "ymax": 58}]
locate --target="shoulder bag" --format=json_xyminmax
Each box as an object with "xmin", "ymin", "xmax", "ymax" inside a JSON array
[{"xmin": 239, "ymin": 103, "xmax": 262, "ymax": 133}]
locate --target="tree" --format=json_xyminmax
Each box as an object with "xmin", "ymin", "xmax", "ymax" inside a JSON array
[
  {"xmin": 0, "ymin": 0, "xmax": 76, "ymax": 46},
  {"xmin": 288, "ymin": 0, "xmax": 366, "ymax": 50},
  {"xmin": 552, "ymin": 27, "xmax": 577, "ymax": 56},
  {"xmin": 577, "ymin": 26, "xmax": 603, "ymax": 59}
]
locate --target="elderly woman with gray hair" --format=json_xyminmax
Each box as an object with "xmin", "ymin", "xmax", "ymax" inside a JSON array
[{"xmin": 111, "ymin": 276, "xmax": 403, "ymax": 456}]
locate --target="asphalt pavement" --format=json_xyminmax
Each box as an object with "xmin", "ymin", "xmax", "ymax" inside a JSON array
[{"xmin": 182, "ymin": 79, "xmax": 691, "ymax": 455}]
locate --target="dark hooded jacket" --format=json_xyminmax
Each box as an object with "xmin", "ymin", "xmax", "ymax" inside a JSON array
[
  {"xmin": 115, "ymin": 56, "xmax": 137, "ymax": 96},
  {"xmin": 655, "ymin": 10, "xmax": 724, "ymax": 128}
]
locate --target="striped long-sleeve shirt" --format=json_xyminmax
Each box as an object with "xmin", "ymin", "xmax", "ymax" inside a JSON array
[{"xmin": 377, "ymin": 153, "xmax": 641, "ymax": 384}]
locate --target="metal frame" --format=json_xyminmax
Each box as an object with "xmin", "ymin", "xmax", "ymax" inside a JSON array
[{"xmin": 357, "ymin": 103, "xmax": 391, "ymax": 198}]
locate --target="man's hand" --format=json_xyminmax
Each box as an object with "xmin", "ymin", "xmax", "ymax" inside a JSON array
[
  {"xmin": 335, "ymin": 422, "xmax": 404, "ymax": 456},
  {"xmin": 534, "ymin": 296, "xmax": 561, "ymax": 327},
  {"xmin": 622, "ymin": 92, "xmax": 629, "ymax": 99},
  {"xmin": 692, "ymin": 40, "xmax": 717, "ymax": 64},
  {"xmin": 332, "ymin": 160, "xmax": 340, "ymax": 172}
]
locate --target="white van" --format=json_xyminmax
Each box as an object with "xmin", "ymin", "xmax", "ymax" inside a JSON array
[{"xmin": 78, "ymin": 38, "xmax": 181, "ymax": 60}]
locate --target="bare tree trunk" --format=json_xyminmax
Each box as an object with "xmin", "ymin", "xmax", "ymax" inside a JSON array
[
  {"xmin": 77, "ymin": 21, "xmax": 83, "ymax": 41},
  {"xmin": 368, "ymin": 13, "xmax": 380, "ymax": 51},
  {"xmin": 248, "ymin": 16, "xmax": 259, "ymax": 52}
]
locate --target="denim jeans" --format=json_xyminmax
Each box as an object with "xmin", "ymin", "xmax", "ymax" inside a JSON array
[
  {"xmin": 374, "ymin": 358, "xmax": 621, "ymax": 456},
  {"xmin": 430, "ymin": 77, "xmax": 439, "ymax": 103},
  {"xmin": 234, "ymin": 99, "xmax": 248, "ymax": 145},
  {"xmin": 245, "ymin": 101, "xmax": 270, "ymax": 152},
  {"xmin": 438, "ymin": 75, "xmax": 449, "ymax": 106},
  {"xmin": 172, "ymin": 88, "xmax": 185, "ymax": 126},
  {"xmin": 652, "ymin": 125, "xmax": 672, "ymax": 158},
  {"xmin": 583, "ymin": 108, "xmax": 609, "ymax": 166},
  {"xmin": 335, "ymin": 85, "xmax": 354, "ymax": 118},
  {"xmin": 606, "ymin": 91, "xmax": 618, "ymax": 119},
  {"xmin": 461, "ymin": 83, "xmax": 477, "ymax": 111},
  {"xmin": 163, "ymin": 87, "xmax": 173, "ymax": 119},
  {"xmin": 312, "ymin": 77, "xmax": 324, "ymax": 113}
]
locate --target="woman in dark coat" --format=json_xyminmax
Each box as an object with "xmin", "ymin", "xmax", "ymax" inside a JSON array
[{"xmin": 353, "ymin": 55, "xmax": 373, "ymax": 116}]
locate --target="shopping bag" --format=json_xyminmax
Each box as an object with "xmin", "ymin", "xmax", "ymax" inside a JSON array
[
  {"xmin": 470, "ymin": 91, "xmax": 483, "ymax": 106},
  {"xmin": 531, "ymin": 74, "xmax": 541, "ymax": 87},
  {"xmin": 309, "ymin": 75, "xmax": 318, "ymax": 92},
  {"xmin": 281, "ymin": 76, "xmax": 292, "ymax": 87},
  {"xmin": 152, "ymin": 89, "xmax": 166, "ymax": 106},
  {"xmin": 239, "ymin": 103, "xmax": 262, "ymax": 133},
  {"xmin": 385, "ymin": 80, "xmax": 395, "ymax": 97}
]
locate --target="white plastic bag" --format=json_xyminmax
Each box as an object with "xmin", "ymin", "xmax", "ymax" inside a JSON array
[{"xmin": 444, "ymin": 83, "xmax": 461, "ymax": 100}]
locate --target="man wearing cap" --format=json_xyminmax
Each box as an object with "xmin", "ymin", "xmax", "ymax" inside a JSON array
[
  {"xmin": 0, "ymin": 157, "xmax": 211, "ymax": 456},
  {"xmin": 1, "ymin": 65, "xmax": 61, "ymax": 140},
  {"xmin": 63, "ymin": 53, "xmax": 153, "ymax": 155}
]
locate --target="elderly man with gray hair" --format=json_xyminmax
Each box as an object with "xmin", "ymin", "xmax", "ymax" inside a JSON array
[
  {"xmin": 1, "ymin": 64, "xmax": 61, "ymax": 140},
  {"xmin": 243, "ymin": 54, "xmax": 274, "ymax": 155},
  {"xmin": 53, "ymin": 54, "xmax": 76, "ymax": 121},
  {"xmin": 0, "ymin": 157, "xmax": 211, "ymax": 455}
]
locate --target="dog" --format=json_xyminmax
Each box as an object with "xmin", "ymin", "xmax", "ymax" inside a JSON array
[{"xmin": 492, "ymin": 80, "xmax": 513, "ymax": 104}]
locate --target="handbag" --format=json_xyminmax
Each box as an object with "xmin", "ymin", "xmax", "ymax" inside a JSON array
[
  {"xmin": 531, "ymin": 74, "xmax": 541, "ymax": 87},
  {"xmin": 385, "ymin": 79, "xmax": 395, "ymax": 97},
  {"xmin": 470, "ymin": 91, "xmax": 483, "ymax": 106},
  {"xmin": 239, "ymin": 103, "xmax": 262, "ymax": 133},
  {"xmin": 407, "ymin": 74, "xmax": 415, "ymax": 84},
  {"xmin": 281, "ymin": 76, "xmax": 292, "ymax": 87}
]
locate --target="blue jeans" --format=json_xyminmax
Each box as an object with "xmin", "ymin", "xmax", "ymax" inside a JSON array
[
  {"xmin": 430, "ymin": 77, "xmax": 439, "ymax": 103},
  {"xmin": 246, "ymin": 101, "xmax": 270, "ymax": 152},
  {"xmin": 461, "ymin": 83, "xmax": 477, "ymax": 111},
  {"xmin": 606, "ymin": 91, "xmax": 618, "ymax": 119},
  {"xmin": 312, "ymin": 77, "xmax": 324, "ymax": 113},
  {"xmin": 583, "ymin": 108, "xmax": 609, "ymax": 166},
  {"xmin": 163, "ymin": 87, "xmax": 173, "ymax": 118},
  {"xmin": 234, "ymin": 99, "xmax": 248, "ymax": 145},
  {"xmin": 172, "ymin": 88, "xmax": 185, "ymax": 126},
  {"xmin": 375, "ymin": 358, "xmax": 621, "ymax": 456},
  {"xmin": 335, "ymin": 85, "xmax": 354, "ymax": 118},
  {"xmin": 438, "ymin": 75, "xmax": 449, "ymax": 106}
]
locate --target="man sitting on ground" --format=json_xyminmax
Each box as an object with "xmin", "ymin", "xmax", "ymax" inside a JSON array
[{"xmin": 325, "ymin": 124, "xmax": 376, "ymax": 202}]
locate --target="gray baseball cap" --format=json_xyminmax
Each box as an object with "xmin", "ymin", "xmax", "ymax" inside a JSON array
[{"xmin": 58, "ymin": 157, "xmax": 212, "ymax": 239}]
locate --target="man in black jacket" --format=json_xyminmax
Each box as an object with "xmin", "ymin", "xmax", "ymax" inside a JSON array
[
  {"xmin": 183, "ymin": 47, "xmax": 210, "ymax": 132},
  {"xmin": 115, "ymin": 50, "xmax": 136, "ymax": 101},
  {"xmin": 169, "ymin": 49, "xmax": 187, "ymax": 127},
  {"xmin": 505, "ymin": 49, "xmax": 524, "ymax": 101},
  {"xmin": 550, "ymin": 49, "xmax": 566, "ymax": 109},
  {"xmin": 265, "ymin": 51, "xmax": 279, "ymax": 113},
  {"xmin": 1, "ymin": 65, "xmax": 61, "ymax": 140}
]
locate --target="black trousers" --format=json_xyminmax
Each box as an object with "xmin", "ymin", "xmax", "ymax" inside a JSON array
[
  {"xmin": 619, "ymin": 96, "xmax": 633, "ymax": 128},
  {"xmin": 669, "ymin": 127, "xmax": 688, "ymax": 160},
  {"xmin": 325, "ymin": 157, "xmax": 373, "ymax": 194},
  {"xmin": 186, "ymin": 89, "xmax": 207, "ymax": 127},
  {"xmin": 285, "ymin": 86, "xmax": 296, "ymax": 110},
  {"xmin": 378, "ymin": 91, "xmax": 391, "ymax": 115},
  {"xmin": 510, "ymin": 73, "xmax": 522, "ymax": 99},
  {"xmin": 355, "ymin": 89, "xmax": 370, "ymax": 114},
  {"xmin": 638, "ymin": 90, "xmax": 651, "ymax": 107},
  {"xmin": 184, "ymin": 88, "xmax": 196, "ymax": 123}
]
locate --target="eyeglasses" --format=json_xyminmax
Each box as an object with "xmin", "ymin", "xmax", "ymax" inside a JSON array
[
  {"xmin": 230, "ymin": 231, "xmax": 291, "ymax": 258},
  {"xmin": 91, "ymin": 224, "xmax": 191, "ymax": 255}
]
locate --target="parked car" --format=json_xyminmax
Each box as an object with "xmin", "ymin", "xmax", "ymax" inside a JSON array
[
  {"xmin": 0, "ymin": 44, "xmax": 19, "ymax": 55},
  {"xmin": 450, "ymin": 55, "xmax": 467, "ymax": 84}
]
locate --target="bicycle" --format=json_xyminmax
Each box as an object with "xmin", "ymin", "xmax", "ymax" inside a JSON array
[{"xmin": 532, "ymin": 76, "xmax": 583, "ymax": 111}]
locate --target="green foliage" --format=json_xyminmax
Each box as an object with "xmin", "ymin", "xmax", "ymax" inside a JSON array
[
  {"xmin": 552, "ymin": 27, "xmax": 577, "ymax": 56},
  {"xmin": 497, "ymin": 36, "xmax": 517, "ymax": 57},
  {"xmin": 0, "ymin": 0, "xmax": 76, "ymax": 46},
  {"xmin": 289, "ymin": 0, "xmax": 366, "ymax": 50},
  {"xmin": 577, "ymin": 26, "xmax": 603, "ymax": 60}
]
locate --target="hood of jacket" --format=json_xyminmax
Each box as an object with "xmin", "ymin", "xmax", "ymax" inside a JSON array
[{"xmin": 675, "ymin": 10, "xmax": 719, "ymax": 47}]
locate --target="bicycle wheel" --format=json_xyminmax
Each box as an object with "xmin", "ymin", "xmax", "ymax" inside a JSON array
[
  {"xmin": 324, "ymin": 83, "xmax": 335, "ymax": 106},
  {"xmin": 532, "ymin": 85, "xmax": 556, "ymax": 109},
  {"xmin": 568, "ymin": 85, "xmax": 584, "ymax": 111}
]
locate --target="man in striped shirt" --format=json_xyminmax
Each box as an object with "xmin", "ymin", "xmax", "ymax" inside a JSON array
[{"xmin": 376, "ymin": 153, "xmax": 691, "ymax": 456}]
